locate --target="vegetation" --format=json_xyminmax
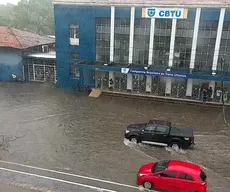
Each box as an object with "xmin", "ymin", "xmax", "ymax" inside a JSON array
[{"xmin": 0, "ymin": 0, "xmax": 54, "ymax": 35}]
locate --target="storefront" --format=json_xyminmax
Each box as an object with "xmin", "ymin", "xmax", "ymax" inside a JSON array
[{"xmin": 75, "ymin": 61, "xmax": 230, "ymax": 103}]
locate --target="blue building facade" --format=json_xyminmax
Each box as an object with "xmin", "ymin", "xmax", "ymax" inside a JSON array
[
  {"xmin": 53, "ymin": 0, "xmax": 230, "ymax": 102},
  {"xmin": 0, "ymin": 48, "xmax": 23, "ymax": 81},
  {"xmin": 0, "ymin": 26, "xmax": 56, "ymax": 82}
]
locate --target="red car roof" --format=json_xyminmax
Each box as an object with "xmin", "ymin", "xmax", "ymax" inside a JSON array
[{"xmin": 168, "ymin": 160, "xmax": 201, "ymax": 176}]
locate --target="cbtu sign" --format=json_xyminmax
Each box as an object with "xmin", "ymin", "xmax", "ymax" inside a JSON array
[{"xmin": 142, "ymin": 7, "xmax": 188, "ymax": 19}]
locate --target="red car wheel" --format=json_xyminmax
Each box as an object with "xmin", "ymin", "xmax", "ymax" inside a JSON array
[{"xmin": 143, "ymin": 181, "xmax": 153, "ymax": 190}]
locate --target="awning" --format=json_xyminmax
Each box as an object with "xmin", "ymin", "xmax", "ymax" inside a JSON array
[{"xmin": 23, "ymin": 52, "xmax": 56, "ymax": 59}]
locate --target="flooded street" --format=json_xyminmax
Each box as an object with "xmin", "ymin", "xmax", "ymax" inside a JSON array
[{"xmin": 0, "ymin": 82, "xmax": 229, "ymax": 192}]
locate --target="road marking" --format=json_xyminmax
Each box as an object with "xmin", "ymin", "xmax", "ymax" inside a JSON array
[
  {"xmin": 0, "ymin": 167, "xmax": 117, "ymax": 192},
  {"xmin": 0, "ymin": 160, "xmax": 139, "ymax": 189}
]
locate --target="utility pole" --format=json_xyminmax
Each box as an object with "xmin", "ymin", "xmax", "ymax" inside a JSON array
[
  {"xmin": 221, "ymin": 56, "xmax": 224, "ymax": 107},
  {"xmin": 220, "ymin": 56, "xmax": 229, "ymax": 125}
]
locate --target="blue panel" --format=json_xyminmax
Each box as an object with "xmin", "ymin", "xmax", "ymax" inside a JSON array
[
  {"xmin": 75, "ymin": 64, "xmax": 230, "ymax": 83},
  {"xmin": 200, "ymin": 8, "xmax": 220, "ymax": 21},
  {"xmin": 187, "ymin": 8, "xmax": 196, "ymax": 21},
  {"xmin": 54, "ymin": 5, "xmax": 110, "ymax": 88},
  {"xmin": 115, "ymin": 7, "xmax": 130, "ymax": 18},
  {"xmin": 224, "ymin": 9, "xmax": 230, "ymax": 21},
  {"xmin": 0, "ymin": 48, "xmax": 23, "ymax": 81},
  {"xmin": 82, "ymin": 69, "xmax": 95, "ymax": 87},
  {"xmin": 135, "ymin": 7, "xmax": 142, "ymax": 18}
]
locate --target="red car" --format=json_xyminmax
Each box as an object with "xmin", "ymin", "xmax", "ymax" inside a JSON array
[{"xmin": 137, "ymin": 160, "xmax": 207, "ymax": 192}]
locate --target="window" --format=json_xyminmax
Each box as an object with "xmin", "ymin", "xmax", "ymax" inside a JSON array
[
  {"xmin": 144, "ymin": 125, "xmax": 155, "ymax": 132},
  {"xmin": 200, "ymin": 170, "xmax": 207, "ymax": 182},
  {"xmin": 179, "ymin": 173, "xmax": 194, "ymax": 181},
  {"xmin": 195, "ymin": 21, "xmax": 218, "ymax": 71},
  {"xmin": 174, "ymin": 19, "xmax": 194, "ymax": 69},
  {"xmin": 114, "ymin": 18, "xmax": 130, "ymax": 64},
  {"xmin": 70, "ymin": 53, "xmax": 80, "ymax": 60},
  {"xmin": 70, "ymin": 24, "xmax": 79, "ymax": 38},
  {"xmin": 153, "ymin": 19, "xmax": 172, "ymax": 68},
  {"xmin": 133, "ymin": 19, "xmax": 150, "ymax": 64},
  {"xmin": 218, "ymin": 21, "xmax": 230, "ymax": 72},
  {"xmin": 160, "ymin": 171, "xmax": 177, "ymax": 178},
  {"xmin": 155, "ymin": 126, "xmax": 168, "ymax": 134},
  {"xmin": 152, "ymin": 161, "xmax": 169, "ymax": 173},
  {"xmin": 70, "ymin": 65, "xmax": 80, "ymax": 78},
  {"xmin": 96, "ymin": 17, "xmax": 110, "ymax": 63}
]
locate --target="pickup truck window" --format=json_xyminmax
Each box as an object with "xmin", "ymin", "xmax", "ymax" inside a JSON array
[
  {"xmin": 155, "ymin": 126, "xmax": 168, "ymax": 134},
  {"xmin": 144, "ymin": 125, "xmax": 155, "ymax": 132}
]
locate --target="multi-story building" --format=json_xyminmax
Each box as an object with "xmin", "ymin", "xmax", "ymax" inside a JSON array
[{"xmin": 53, "ymin": 0, "xmax": 230, "ymax": 102}]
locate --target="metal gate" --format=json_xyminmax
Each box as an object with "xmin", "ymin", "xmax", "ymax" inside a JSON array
[
  {"xmin": 132, "ymin": 75, "xmax": 146, "ymax": 93},
  {"xmin": 28, "ymin": 64, "xmax": 57, "ymax": 84},
  {"xmin": 95, "ymin": 70, "xmax": 109, "ymax": 90},
  {"xmin": 151, "ymin": 76, "xmax": 166, "ymax": 96},
  {"xmin": 171, "ymin": 79, "xmax": 186, "ymax": 98},
  {"xmin": 114, "ymin": 72, "xmax": 127, "ymax": 92}
]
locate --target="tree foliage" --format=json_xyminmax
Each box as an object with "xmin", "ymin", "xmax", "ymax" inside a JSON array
[{"xmin": 0, "ymin": 0, "xmax": 54, "ymax": 35}]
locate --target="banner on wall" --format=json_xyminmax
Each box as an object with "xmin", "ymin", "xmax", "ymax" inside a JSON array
[
  {"xmin": 121, "ymin": 68, "xmax": 188, "ymax": 79},
  {"xmin": 142, "ymin": 7, "xmax": 188, "ymax": 19}
]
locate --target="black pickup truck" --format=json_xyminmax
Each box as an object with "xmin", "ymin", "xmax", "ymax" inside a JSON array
[{"xmin": 124, "ymin": 120, "xmax": 194, "ymax": 149}]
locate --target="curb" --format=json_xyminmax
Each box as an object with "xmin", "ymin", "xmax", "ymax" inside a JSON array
[{"xmin": 102, "ymin": 91, "xmax": 230, "ymax": 108}]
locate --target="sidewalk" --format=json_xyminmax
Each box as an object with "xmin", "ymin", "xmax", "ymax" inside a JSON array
[{"xmin": 102, "ymin": 90, "xmax": 230, "ymax": 108}]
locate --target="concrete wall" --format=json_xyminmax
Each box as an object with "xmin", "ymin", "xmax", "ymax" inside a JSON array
[{"xmin": 0, "ymin": 47, "xmax": 23, "ymax": 81}]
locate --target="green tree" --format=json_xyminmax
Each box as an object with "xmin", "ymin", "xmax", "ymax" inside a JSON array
[
  {"xmin": 0, "ymin": 0, "xmax": 54, "ymax": 35},
  {"xmin": 0, "ymin": 4, "xmax": 14, "ymax": 26}
]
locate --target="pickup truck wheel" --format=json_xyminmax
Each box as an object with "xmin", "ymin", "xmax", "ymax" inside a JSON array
[
  {"xmin": 143, "ymin": 181, "xmax": 153, "ymax": 190},
  {"xmin": 169, "ymin": 142, "xmax": 181, "ymax": 150},
  {"xmin": 129, "ymin": 136, "xmax": 137, "ymax": 143}
]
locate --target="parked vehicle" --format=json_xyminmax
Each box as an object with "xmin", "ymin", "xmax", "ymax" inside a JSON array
[
  {"xmin": 137, "ymin": 160, "xmax": 207, "ymax": 192},
  {"xmin": 124, "ymin": 120, "xmax": 194, "ymax": 149}
]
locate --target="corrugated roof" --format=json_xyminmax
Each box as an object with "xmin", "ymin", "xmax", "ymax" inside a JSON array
[
  {"xmin": 0, "ymin": 26, "xmax": 55, "ymax": 49},
  {"xmin": 53, "ymin": 0, "xmax": 230, "ymax": 7}
]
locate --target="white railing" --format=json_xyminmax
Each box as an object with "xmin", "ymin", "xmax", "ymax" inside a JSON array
[{"xmin": 28, "ymin": 64, "xmax": 57, "ymax": 84}]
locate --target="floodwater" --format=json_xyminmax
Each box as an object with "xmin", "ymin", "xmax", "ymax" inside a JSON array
[{"xmin": 0, "ymin": 82, "xmax": 229, "ymax": 192}]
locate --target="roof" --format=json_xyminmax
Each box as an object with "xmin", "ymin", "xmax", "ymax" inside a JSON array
[
  {"xmin": 25, "ymin": 52, "xmax": 56, "ymax": 59},
  {"xmin": 148, "ymin": 120, "xmax": 171, "ymax": 126},
  {"xmin": 0, "ymin": 26, "xmax": 55, "ymax": 49},
  {"xmin": 53, "ymin": 0, "xmax": 230, "ymax": 8},
  {"xmin": 168, "ymin": 160, "xmax": 201, "ymax": 176}
]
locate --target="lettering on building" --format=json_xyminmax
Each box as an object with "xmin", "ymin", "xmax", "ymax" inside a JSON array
[{"xmin": 142, "ymin": 7, "xmax": 188, "ymax": 19}]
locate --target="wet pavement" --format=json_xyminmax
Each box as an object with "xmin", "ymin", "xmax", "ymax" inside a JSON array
[
  {"xmin": 0, "ymin": 183, "xmax": 36, "ymax": 192},
  {"xmin": 0, "ymin": 82, "xmax": 229, "ymax": 192}
]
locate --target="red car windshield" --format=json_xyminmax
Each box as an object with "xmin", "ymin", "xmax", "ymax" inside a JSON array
[{"xmin": 152, "ymin": 161, "xmax": 169, "ymax": 173}]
